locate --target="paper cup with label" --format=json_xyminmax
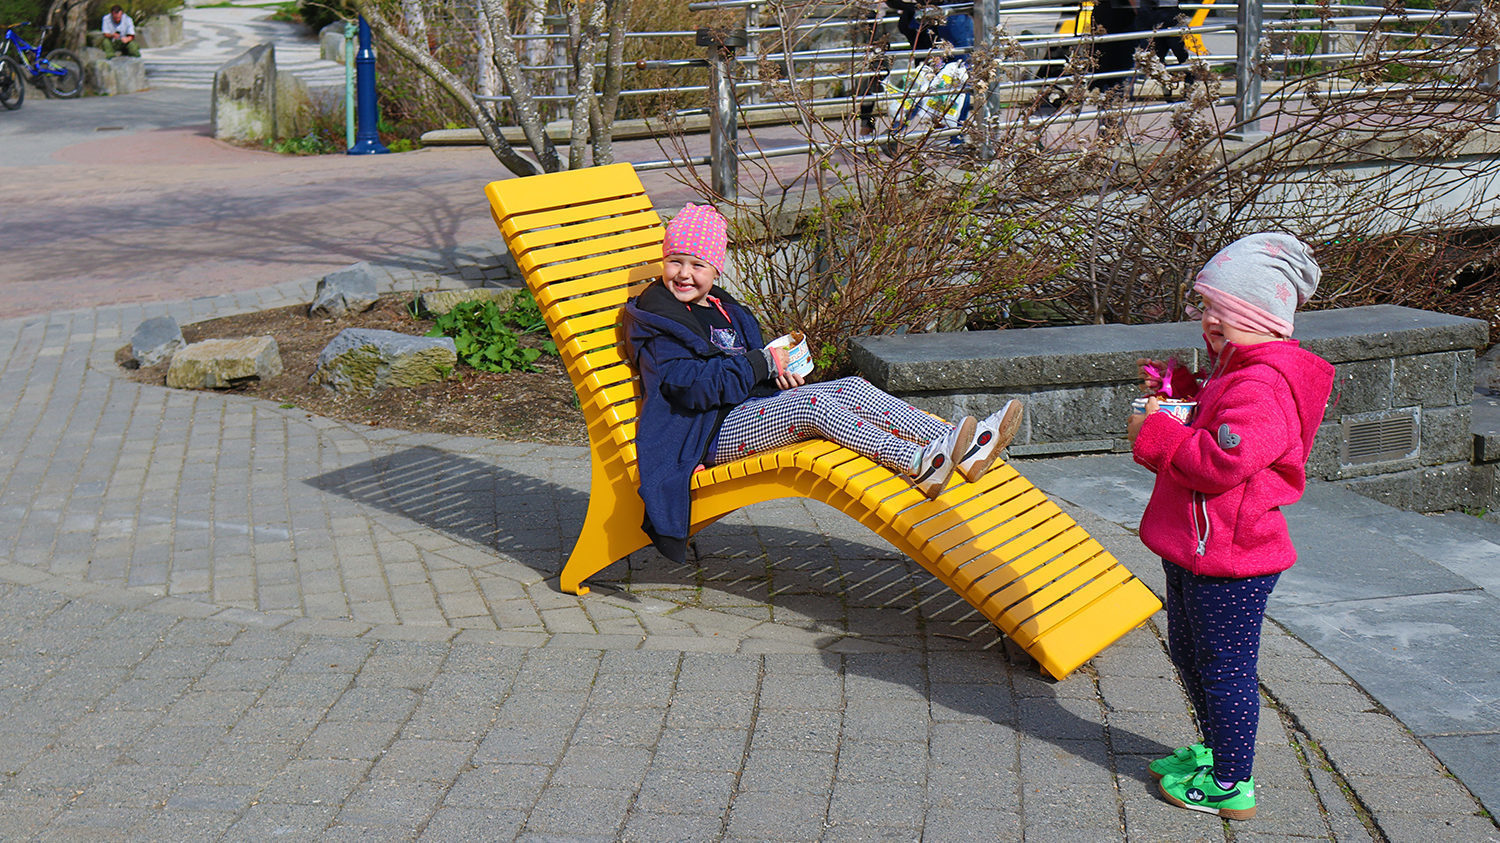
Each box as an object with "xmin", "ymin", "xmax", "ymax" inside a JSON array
[
  {"xmin": 1132, "ymin": 396, "xmax": 1196, "ymax": 424},
  {"xmin": 767, "ymin": 332, "xmax": 814, "ymax": 378}
]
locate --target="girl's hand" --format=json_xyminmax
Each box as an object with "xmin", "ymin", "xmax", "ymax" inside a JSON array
[
  {"xmin": 1137, "ymin": 358, "xmax": 1168, "ymax": 395},
  {"xmin": 776, "ymin": 370, "xmax": 806, "ymax": 391},
  {"xmin": 1127, "ymin": 396, "xmax": 1160, "ymax": 445}
]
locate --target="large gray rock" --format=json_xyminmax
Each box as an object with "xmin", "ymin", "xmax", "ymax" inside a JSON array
[
  {"xmin": 212, "ymin": 44, "xmax": 276, "ymax": 142},
  {"xmin": 417, "ymin": 287, "xmax": 518, "ymax": 316},
  {"xmin": 84, "ymin": 58, "xmax": 114, "ymax": 96},
  {"xmin": 137, "ymin": 14, "xmax": 183, "ymax": 49},
  {"xmin": 312, "ymin": 329, "xmax": 457, "ymax": 395},
  {"xmin": 320, "ymin": 21, "xmax": 347, "ymax": 63},
  {"xmin": 166, "ymin": 337, "xmax": 282, "ymax": 389},
  {"xmin": 130, "ymin": 315, "xmax": 184, "ymax": 367},
  {"xmin": 85, "ymin": 55, "xmax": 146, "ymax": 96},
  {"xmin": 310, "ymin": 263, "xmax": 381, "ymax": 317},
  {"xmin": 275, "ymin": 70, "xmax": 311, "ymax": 139},
  {"xmin": 109, "ymin": 57, "xmax": 147, "ymax": 93}
]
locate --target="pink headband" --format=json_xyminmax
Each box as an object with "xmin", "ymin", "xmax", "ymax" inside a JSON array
[{"xmin": 1194, "ymin": 282, "xmax": 1292, "ymax": 337}]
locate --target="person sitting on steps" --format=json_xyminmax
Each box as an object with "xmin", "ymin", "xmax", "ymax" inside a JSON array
[{"xmin": 101, "ymin": 5, "xmax": 140, "ymax": 58}]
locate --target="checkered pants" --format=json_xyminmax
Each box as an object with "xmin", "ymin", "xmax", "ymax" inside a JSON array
[{"xmin": 706, "ymin": 377, "xmax": 953, "ymax": 472}]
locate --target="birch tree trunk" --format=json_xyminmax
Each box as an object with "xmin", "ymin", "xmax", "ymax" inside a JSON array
[
  {"xmin": 589, "ymin": 0, "xmax": 628, "ymax": 165},
  {"xmin": 399, "ymin": 0, "xmax": 437, "ymax": 104},
  {"xmin": 475, "ymin": 2, "xmax": 502, "ymax": 106},
  {"xmin": 479, "ymin": 0, "xmax": 563, "ymax": 171},
  {"xmin": 566, "ymin": 0, "xmax": 606, "ymax": 169},
  {"xmin": 354, "ymin": 0, "xmax": 545, "ymax": 176}
]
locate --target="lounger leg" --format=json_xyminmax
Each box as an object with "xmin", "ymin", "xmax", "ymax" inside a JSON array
[{"xmin": 559, "ymin": 458, "xmax": 650, "ymax": 596}]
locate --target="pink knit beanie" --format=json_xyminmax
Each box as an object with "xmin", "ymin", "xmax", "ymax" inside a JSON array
[
  {"xmin": 1194, "ymin": 233, "xmax": 1320, "ymax": 336},
  {"xmin": 662, "ymin": 204, "xmax": 728, "ymax": 273}
]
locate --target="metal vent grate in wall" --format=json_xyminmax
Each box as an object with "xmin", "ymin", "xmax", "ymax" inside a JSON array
[{"xmin": 1341, "ymin": 413, "xmax": 1418, "ymax": 466}]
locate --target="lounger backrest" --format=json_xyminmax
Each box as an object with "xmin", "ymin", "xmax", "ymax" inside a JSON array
[{"xmin": 484, "ymin": 164, "xmax": 662, "ymax": 469}]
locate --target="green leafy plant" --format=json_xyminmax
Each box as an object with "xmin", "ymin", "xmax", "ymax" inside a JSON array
[
  {"xmin": 268, "ymin": 132, "xmax": 337, "ymax": 155},
  {"xmin": 499, "ymin": 290, "xmax": 546, "ymax": 334},
  {"xmin": 426, "ymin": 299, "xmax": 556, "ymax": 373}
]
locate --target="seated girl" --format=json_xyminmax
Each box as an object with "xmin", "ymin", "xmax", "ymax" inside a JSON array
[{"xmin": 623, "ymin": 203, "xmax": 1023, "ymax": 562}]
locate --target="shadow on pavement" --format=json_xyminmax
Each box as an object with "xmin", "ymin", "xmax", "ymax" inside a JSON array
[{"xmin": 308, "ymin": 446, "xmax": 1177, "ymax": 790}]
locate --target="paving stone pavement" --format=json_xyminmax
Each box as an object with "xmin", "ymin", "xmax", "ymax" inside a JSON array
[
  {"xmin": 0, "ymin": 260, "xmax": 1496, "ymax": 840},
  {"xmin": 142, "ymin": 2, "xmax": 347, "ymax": 90}
]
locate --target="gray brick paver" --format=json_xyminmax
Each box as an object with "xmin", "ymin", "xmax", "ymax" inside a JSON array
[{"xmin": 0, "ymin": 289, "xmax": 1489, "ymax": 841}]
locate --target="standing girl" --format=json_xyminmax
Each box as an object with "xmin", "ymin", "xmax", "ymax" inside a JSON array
[
  {"xmin": 1128, "ymin": 233, "xmax": 1335, "ymax": 820},
  {"xmin": 624, "ymin": 204, "xmax": 1023, "ymax": 563}
]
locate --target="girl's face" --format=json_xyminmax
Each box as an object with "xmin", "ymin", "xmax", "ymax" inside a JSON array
[
  {"xmin": 663, "ymin": 254, "xmax": 719, "ymax": 305},
  {"xmin": 1192, "ymin": 291, "xmax": 1282, "ymax": 353}
]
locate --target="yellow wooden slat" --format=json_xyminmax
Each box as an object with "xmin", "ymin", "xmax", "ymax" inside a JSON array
[
  {"xmin": 952, "ymin": 518, "xmax": 1080, "ymax": 593},
  {"xmin": 531, "ymin": 244, "xmax": 663, "ymax": 289},
  {"xmin": 535, "ymin": 268, "xmax": 658, "ymax": 316},
  {"xmin": 891, "ymin": 471, "xmax": 1014, "ymax": 539},
  {"xmin": 900, "ymin": 468, "xmax": 1032, "ymax": 534},
  {"xmin": 910, "ymin": 481, "xmax": 1039, "ymax": 557},
  {"xmin": 978, "ymin": 537, "xmax": 1101, "ymax": 620},
  {"xmin": 485, "ymin": 163, "xmax": 646, "ymax": 221},
  {"xmin": 580, "ymin": 362, "xmax": 637, "ymax": 397},
  {"xmin": 923, "ymin": 487, "xmax": 1051, "ymax": 557},
  {"xmin": 503, "ymin": 198, "xmax": 657, "ymax": 249},
  {"xmin": 520, "ymin": 227, "xmax": 668, "ymax": 277},
  {"xmin": 1021, "ymin": 578, "xmax": 1161, "ymax": 679},
  {"xmin": 506, "ymin": 205, "xmax": 661, "ymax": 257},
  {"xmin": 988, "ymin": 541, "xmax": 1118, "ymax": 621},
  {"xmin": 1012, "ymin": 563, "xmax": 1135, "ymax": 647}
]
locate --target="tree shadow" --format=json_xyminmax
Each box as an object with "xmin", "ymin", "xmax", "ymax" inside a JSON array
[{"xmin": 307, "ymin": 445, "xmax": 1178, "ymax": 792}]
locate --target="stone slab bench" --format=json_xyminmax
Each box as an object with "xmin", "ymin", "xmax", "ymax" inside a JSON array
[{"xmin": 851, "ymin": 305, "xmax": 1491, "ymax": 511}]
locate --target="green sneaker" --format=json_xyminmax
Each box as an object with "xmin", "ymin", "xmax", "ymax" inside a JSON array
[
  {"xmin": 1148, "ymin": 743, "xmax": 1213, "ymax": 781},
  {"xmin": 1158, "ymin": 769, "xmax": 1256, "ymax": 820}
]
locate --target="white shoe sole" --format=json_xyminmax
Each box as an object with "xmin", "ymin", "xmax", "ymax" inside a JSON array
[{"xmin": 958, "ymin": 400, "xmax": 1022, "ymax": 484}]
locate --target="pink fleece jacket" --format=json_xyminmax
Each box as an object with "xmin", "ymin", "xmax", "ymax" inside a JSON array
[{"xmin": 1133, "ymin": 338, "xmax": 1335, "ymax": 578}]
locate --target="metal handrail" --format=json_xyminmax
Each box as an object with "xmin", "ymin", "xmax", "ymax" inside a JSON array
[{"xmin": 468, "ymin": 0, "xmax": 1485, "ymax": 197}]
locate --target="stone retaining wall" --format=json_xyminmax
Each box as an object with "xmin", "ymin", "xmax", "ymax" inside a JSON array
[{"xmin": 851, "ymin": 305, "xmax": 1493, "ymax": 512}]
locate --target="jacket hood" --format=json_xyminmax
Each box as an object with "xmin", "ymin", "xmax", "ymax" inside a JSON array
[
  {"xmin": 1210, "ymin": 338, "xmax": 1335, "ymax": 460},
  {"xmin": 625, "ymin": 280, "xmax": 732, "ymax": 359}
]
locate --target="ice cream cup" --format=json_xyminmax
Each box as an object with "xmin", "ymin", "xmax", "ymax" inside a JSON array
[
  {"xmin": 1131, "ymin": 396, "xmax": 1196, "ymax": 424},
  {"xmin": 767, "ymin": 331, "xmax": 814, "ymax": 377}
]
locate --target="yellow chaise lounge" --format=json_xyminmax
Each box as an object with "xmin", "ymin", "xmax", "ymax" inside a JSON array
[{"xmin": 485, "ymin": 163, "xmax": 1161, "ymax": 679}]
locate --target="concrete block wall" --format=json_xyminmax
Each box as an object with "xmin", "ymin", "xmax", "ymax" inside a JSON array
[{"xmin": 851, "ymin": 305, "xmax": 1491, "ymax": 512}]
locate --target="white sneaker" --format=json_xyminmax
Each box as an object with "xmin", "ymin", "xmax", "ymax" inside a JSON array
[
  {"xmin": 911, "ymin": 416, "xmax": 976, "ymax": 499},
  {"xmin": 957, "ymin": 400, "xmax": 1023, "ymax": 483}
]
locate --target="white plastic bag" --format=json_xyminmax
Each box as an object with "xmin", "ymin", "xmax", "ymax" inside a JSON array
[{"xmin": 884, "ymin": 60, "xmax": 970, "ymax": 134}]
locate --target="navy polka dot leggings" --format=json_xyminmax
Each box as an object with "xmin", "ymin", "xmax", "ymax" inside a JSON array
[
  {"xmin": 706, "ymin": 376, "xmax": 951, "ymax": 471},
  {"xmin": 1162, "ymin": 561, "xmax": 1280, "ymax": 783}
]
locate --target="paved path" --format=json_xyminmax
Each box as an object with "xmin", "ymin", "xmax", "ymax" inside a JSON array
[
  {"xmin": 142, "ymin": 2, "xmax": 346, "ymax": 90},
  {"xmin": 0, "ymin": 261, "xmax": 1495, "ymax": 839},
  {"xmin": 2, "ymin": 60, "xmax": 1499, "ymax": 840},
  {"xmin": 0, "ymin": 91, "xmax": 708, "ymax": 322}
]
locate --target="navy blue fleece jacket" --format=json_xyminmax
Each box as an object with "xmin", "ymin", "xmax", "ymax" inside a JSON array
[{"xmin": 622, "ymin": 280, "xmax": 774, "ymax": 562}]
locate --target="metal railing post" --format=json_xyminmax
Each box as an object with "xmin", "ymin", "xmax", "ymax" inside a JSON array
[
  {"xmin": 698, "ymin": 27, "xmax": 747, "ymax": 202},
  {"xmin": 742, "ymin": 4, "xmax": 759, "ymax": 105},
  {"xmin": 972, "ymin": 0, "xmax": 1001, "ymax": 156},
  {"xmin": 1488, "ymin": 59, "xmax": 1500, "ymax": 121},
  {"xmin": 1233, "ymin": 0, "xmax": 1264, "ymax": 137}
]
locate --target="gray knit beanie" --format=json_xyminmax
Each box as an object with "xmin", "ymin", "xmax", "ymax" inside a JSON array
[{"xmin": 1193, "ymin": 233, "xmax": 1320, "ymax": 336}]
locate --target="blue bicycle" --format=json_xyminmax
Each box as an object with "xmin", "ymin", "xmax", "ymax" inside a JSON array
[
  {"xmin": 0, "ymin": 52, "xmax": 21, "ymax": 109},
  {"xmin": 2, "ymin": 22, "xmax": 82, "ymax": 99}
]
